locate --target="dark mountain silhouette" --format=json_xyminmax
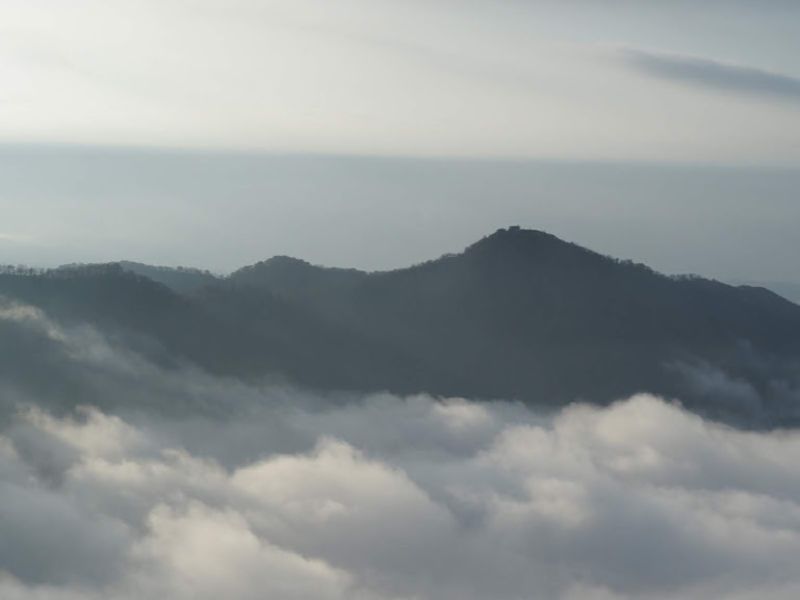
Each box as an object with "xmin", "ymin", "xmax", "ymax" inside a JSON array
[
  {"xmin": 733, "ymin": 280, "xmax": 800, "ymax": 305},
  {"xmin": 2, "ymin": 227, "xmax": 799, "ymax": 426},
  {"xmin": 117, "ymin": 261, "xmax": 220, "ymax": 294}
]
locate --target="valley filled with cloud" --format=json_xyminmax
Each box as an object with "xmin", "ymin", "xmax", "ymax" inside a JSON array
[{"xmin": 2, "ymin": 301, "xmax": 800, "ymax": 600}]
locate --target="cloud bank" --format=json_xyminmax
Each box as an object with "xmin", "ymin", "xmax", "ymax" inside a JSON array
[
  {"xmin": 2, "ymin": 301, "xmax": 800, "ymax": 599},
  {"xmin": 5, "ymin": 394, "xmax": 800, "ymax": 599}
]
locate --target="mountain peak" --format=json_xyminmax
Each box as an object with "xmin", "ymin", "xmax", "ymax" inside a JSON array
[
  {"xmin": 469, "ymin": 227, "xmax": 574, "ymax": 252},
  {"xmin": 462, "ymin": 226, "xmax": 603, "ymax": 268}
]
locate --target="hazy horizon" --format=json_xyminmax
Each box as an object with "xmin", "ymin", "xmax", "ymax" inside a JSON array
[{"xmin": 2, "ymin": 143, "xmax": 799, "ymax": 287}]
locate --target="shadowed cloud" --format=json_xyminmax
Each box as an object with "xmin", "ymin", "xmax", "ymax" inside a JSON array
[{"xmin": 623, "ymin": 48, "xmax": 800, "ymax": 103}]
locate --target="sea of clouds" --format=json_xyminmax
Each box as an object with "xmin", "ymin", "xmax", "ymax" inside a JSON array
[{"xmin": 2, "ymin": 301, "xmax": 800, "ymax": 599}]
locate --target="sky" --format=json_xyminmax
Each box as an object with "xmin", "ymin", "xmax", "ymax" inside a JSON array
[
  {"xmin": 0, "ymin": 1, "xmax": 798, "ymax": 283},
  {"xmin": 1, "ymin": 0, "xmax": 800, "ymax": 162}
]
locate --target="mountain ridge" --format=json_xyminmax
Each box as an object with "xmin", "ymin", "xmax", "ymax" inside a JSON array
[
  {"xmin": 45, "ymin": 227, "xmax": 792, "ymax": 308},
  {"xmin": 2, "ymin": 227, "xmax": 799, "ymax": 426}
]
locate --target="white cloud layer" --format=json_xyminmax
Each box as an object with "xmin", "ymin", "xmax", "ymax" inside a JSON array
[
  {"xmin": 4, "ymin": 391, "xmax": 800, "ymax": 599},
  {"xmin": 3, "ymin": 299, "xmax": 800, "ymax": 599}
]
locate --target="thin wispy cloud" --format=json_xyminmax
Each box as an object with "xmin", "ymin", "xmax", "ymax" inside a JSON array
[
  {"xmin": 0, "ymin": 232, "xmax": 34, "ymax": 244},
  {"xmin": 623, "ymin": 48, "xmax": 800, "ymax": 103}
]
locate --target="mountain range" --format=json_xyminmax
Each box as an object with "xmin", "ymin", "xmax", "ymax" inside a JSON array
[{"xmin": 2, "ymin": 226, "xmax": 799, "ymax": 426}]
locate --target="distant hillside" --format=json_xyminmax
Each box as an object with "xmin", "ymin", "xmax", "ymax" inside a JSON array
[
  {"xmin": 733, "ymin": 280, "xmax": 800, "ymax": 305},
  {"xmin": 2, "ymin": 227, "xmax": 799, "ymax": 426},
  {"xmin": 117, "ymin": 261, "xmax": 220, "ymax": 294}
]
